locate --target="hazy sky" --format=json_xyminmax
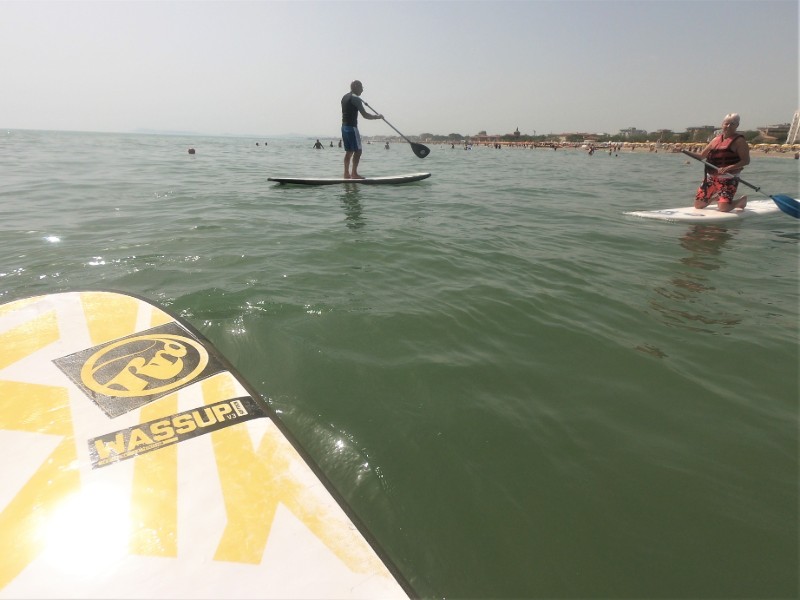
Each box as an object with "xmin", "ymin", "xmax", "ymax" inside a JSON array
[{"xmin": 1, "ymin": 0, "xmax": 797, "ymax": 137}]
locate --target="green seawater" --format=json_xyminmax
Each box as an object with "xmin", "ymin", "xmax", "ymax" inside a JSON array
[{"xmin": 1, "ymin": 129, "xmax": 798, "ymax": 598}]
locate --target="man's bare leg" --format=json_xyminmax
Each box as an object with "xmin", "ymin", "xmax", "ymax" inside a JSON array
[
  {"xmin": 344, "ymin": 151, "xmax": 353, "ymax": 179},
  {"xmin": 350, "ymin": 150, "xmax": 364, "ymax": 179}
]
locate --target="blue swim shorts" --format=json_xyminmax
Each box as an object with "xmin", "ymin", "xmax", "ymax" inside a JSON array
[{"xmin": 341, "ymin": 125, "xmax": 362, "ymax": 152}]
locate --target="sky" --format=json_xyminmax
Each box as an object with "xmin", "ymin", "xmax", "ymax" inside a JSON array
[{"xmin": 1, "ymin": 0, "xmax": 797, "ymax": 138}]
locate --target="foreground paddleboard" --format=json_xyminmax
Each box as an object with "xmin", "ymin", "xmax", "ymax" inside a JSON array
[
  {"xmin": 625, "ymin": 199, "xmax": 780, "ymax": 223},
  {"xmin": 268, "ymin": 173, "xmax": 431, "ymax": 185},
  {"xmin": 0, "ymin": 291, "xmax": 411, "ymax": 599}
]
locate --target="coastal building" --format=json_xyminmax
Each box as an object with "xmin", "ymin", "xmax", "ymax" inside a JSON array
[
  {"xmin": 555, "ymin": 133, "xmax": 599, "ymax": 143},
  {"xmin": 470, "ymin": 128, "xmax": 525, "ymax": 144},
  {"xmin": 619, "ymin": 127, "xmax": 646, "ymax": 138},
  {"xmin": 470, "ymin": 133, "xmax": 502, "ymax": 144},
  {"xmin": 686, "ymin": 125, "xmax": 716, "ymax": 142},
  {"xmin": 756, "ymin": 122, "xmax": 791, "ymax": 142}
]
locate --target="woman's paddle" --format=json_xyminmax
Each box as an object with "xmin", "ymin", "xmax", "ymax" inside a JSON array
[
  {"xmin": 681, "ymin": 149, "xmax": 799, "ymax": 218},
  {"xmin": 362, "ymin": 100, "xmax": 430, "ymax": 158}
]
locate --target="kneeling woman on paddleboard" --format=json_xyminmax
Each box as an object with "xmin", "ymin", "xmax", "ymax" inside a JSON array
[{"xmin": 689, "ymin": 113, "xmax": 750, "ymax": 212}]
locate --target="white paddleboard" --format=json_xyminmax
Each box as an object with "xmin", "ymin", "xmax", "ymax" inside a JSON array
[
  {"xmin": 0, "ymin": 291, "xmax": 411, "ymax": 599},
  {"xmin": 268, "ymin": 173, "xmax": 431, "ymax": 185},
  {"xmin": 625, "ymin": 199, "xmax": 780, "ymax": 223}
]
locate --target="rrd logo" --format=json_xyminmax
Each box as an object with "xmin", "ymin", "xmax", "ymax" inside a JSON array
[
  {"xmin": 80, "ymin": 333, "xmax": 207, "ymax": 397},
  {"xmin": 54, "ymin": 322, "xmax": 226, "ymax": 418},
  {"xmin": 89, "ymin": 397, "xmax": 263, "ymax": 468}
]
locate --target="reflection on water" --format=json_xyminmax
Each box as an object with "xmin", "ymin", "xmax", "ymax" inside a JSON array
[
  {"xmin": 677, "ymin": 224, "xmax": 732, "ymax": 271},
  {"xmin": 339, "ymin": 186, "xmax": 365, "ymax": 230},
  {"xmin": 649, "ymin": 225, "xmax": 742, "ymax": 331}
]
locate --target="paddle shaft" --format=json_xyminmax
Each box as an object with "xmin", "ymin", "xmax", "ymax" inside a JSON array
[
  {"xmin": 360, "ymin": 100, "xmax": 430, "ymax": 158},
  {"xmin": 362, "ymin": 101, "xmax": 414, "ymax": 145}
]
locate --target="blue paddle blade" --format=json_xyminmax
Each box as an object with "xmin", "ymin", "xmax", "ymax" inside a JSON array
[{"xmin": 771, "ymin": 195, "xmax": 800, "ymax": 219}]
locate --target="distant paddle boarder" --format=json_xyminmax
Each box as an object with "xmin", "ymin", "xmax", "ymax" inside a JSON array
[
  {"xmin": 341, "ymin": 80, "xmax": 382, "ymax": 179},
  {"xmin": 686, "ymin": 113, "xmax": 750, "ymax": 212}
]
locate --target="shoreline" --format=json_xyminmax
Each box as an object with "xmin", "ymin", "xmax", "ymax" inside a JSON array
[{"xmin": 413, "ymin": 140, "xmax": 799, "ymax": 159}]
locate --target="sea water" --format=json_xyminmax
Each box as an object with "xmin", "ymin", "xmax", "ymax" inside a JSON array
[{"xmin": 1, "ymin": 129, "xmax": 798, "ymax": 598}]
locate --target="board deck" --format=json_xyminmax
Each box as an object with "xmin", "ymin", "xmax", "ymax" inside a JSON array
[
  {"xmin": 268, "ymin": 172, "xmax": 431, "ymax": 185},
  {"xmin": 625, "ymin": 199, "xmax": 781, "ymax": 223},
  {"xmin": 0, "ymin": 291, "xmax": 411, "ymax": 599}
]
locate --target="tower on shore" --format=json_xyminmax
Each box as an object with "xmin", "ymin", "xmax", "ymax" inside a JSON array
[{"xmin": 786, "ymin": 110, "xmax": 800, "ymax": 144}]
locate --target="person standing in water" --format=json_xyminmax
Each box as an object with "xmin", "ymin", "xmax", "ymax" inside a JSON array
[
  {"xmin": 688, "ymin": 113, "xmax": 750, "ymax": 212},
  {"xmin": 341, "ymin": 80, "xmax": 382, "ymax": 179}
]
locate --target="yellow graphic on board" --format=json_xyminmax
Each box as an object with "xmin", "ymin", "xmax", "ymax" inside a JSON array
[
  {"xmin": 130, "ymin": 393, "xmax": 179, "ymax": 557},
  {"xmin": 0, "ymin": 310, "xmax": 80, "ymax": 589},
  {"xmin": 0, "ymin": 292, "xmax": 389, "ymax": 594}
]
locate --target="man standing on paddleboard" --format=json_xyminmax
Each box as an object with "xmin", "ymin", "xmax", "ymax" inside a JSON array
[
  {"xmin": 341, "ymin": 80, "xmax": 382, "ymax": 179},
  {"xmin": 688, "ymin": 113, "xmax": 750, "ymax": 212}
]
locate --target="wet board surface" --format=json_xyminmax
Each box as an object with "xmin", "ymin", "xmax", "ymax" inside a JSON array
[
  {"xmin": 0, "ymin": 291, "xmax": 411, "ymax": 599},
  {"xmin": 624, "ymin": 199, "xmax": 780, "ymax": 223},
  {"xmin": 268, "ymin": 173, "xmax": 431, "ymax": 185}
]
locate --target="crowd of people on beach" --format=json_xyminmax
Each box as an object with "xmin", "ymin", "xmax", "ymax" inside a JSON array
[
  {"xmin": 388, "ymin": 140, "xmax": 799, "ymax": 158},
  {"xmin": 237, "ymin": 135, "xmax": 798, "ymax": 161}
]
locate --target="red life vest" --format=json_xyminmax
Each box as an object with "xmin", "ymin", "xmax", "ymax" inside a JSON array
[{"xmin": 706, "ymin": 134, "xmax": 745, "ymax": 173}]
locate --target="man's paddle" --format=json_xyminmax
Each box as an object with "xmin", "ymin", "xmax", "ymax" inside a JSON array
[
  {"xmin": 362, "ymin": 100, "xmax": 430, "ymax": 159},
  {"xmin": 681, "ymin": 149, "xmax": 799, "ymax": 218}
]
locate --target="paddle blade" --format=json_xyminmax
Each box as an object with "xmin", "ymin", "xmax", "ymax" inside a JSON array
[
  {"xmin": 771, "ymin": 195, "xmax": 800, "ymax": 219},
  {"xmin": 411, "ymin": 142, "xmax": 430, "ymax": 159}
]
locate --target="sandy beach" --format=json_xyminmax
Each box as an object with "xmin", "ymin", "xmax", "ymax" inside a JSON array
[{"xmin": 421, "ymin": 140, "xmax": 800, "ymax": 159}]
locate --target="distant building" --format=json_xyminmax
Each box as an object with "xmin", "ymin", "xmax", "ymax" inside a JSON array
[
  {"xmin": 557, "ymin": 132, "xmax": 598, "ymax": 143},
  {"xmin": 757, "ymin": 122, "xmax": 791, "ymax": 142},
  {"xmin": 619, "ymin": 127, "xmax": 647, "ymax": 138},
  {"xmin": 470, "ymin": 128, "xmax": 526, "ymax": 143},
  {"xmin": 686, "ymin": 125, "xmax": 716, "ymax": 142},
  {"xmin": 471, "ymin": 133, "xmax": 502, "ymax": 144}
]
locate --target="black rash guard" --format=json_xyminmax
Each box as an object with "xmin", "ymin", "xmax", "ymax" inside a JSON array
[{"xmin": 341, "ymin": 93, "xmax": 363, "ymax": 126}]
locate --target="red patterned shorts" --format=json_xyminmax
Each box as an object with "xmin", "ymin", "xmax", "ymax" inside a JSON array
[{"xmin": 696, "ymin": 174, "xmax": 739, "ymax": 203}]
